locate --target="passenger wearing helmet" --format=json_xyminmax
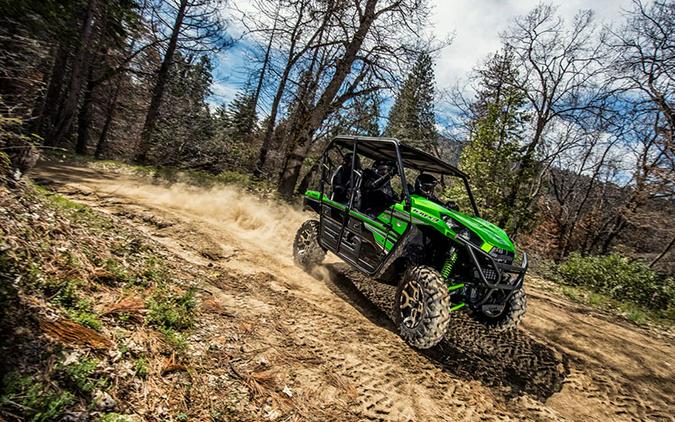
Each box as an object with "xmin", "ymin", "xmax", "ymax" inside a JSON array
[
  {"xmin": 414, "ymin": 173, "xmax": 440, "ymax": 201},
  {"xmin": 414, "ymin": 173, "xmax": 459, "ymax": 210},
  {"xmin": 361, "ymin": 159, "xmax": 396, "ymax": 216}
]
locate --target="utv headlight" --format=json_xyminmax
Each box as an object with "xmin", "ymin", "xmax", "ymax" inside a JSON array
[
  {"xmin": 490, "ymin": 247, "xmax": 515, "ymax": 264},
  {"xmin": 490, "ymin": 247, "xmax": 506, "ymax": 256}
]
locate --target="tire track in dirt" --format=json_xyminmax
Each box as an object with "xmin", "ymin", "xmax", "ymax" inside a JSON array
[
  {"xmin": 325, "ymin": 265, "xmax": 568, "ymax": 397},
  {"xmin": 34, "ymin": 163, "xmax": 675, "ymax": 421},
  {"xmin": 211, "ymin": 267, "xmax": 542, "ymax": 422}
]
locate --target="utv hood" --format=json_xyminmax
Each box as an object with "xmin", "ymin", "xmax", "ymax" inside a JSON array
[{"xmin": 410, "ymin": 195, "xmax": 515, "ymax": 253}]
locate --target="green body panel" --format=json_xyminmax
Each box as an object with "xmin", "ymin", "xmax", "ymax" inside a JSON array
[
  {"xmin": 409, "ymin": 195, "xmax": 514, "ymax": 253},
  {"xmin": 304, "ymin": 190, "xmax": 514, "ymax": 254},
  {"xmin": 305, "ymin": 191, "xmax": 401, "ymax": 251}
]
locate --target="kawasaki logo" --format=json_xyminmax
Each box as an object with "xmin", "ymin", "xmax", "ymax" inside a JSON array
[{"xmin": 412, "ymin": 209, "xmax": 441, "ymax": 223}]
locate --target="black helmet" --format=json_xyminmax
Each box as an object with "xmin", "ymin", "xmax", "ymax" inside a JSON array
[
  {"xmin": 373, "ymin": 159, "xmax": 394, "ymax": 175},
  {"xmin": 342, "ymin": 152, "xmax": 361, "ymax": 170},
  {"xmin": 415, "ymin": 173, "xmax": 438, "ymax": 198}
]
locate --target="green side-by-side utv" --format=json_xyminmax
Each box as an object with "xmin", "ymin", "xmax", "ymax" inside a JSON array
[{"xmin": 293, "ymin": 136, "xmax": 528, "ymax": 349}]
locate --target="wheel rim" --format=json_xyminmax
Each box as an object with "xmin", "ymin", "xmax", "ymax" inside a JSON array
[
  {"xmin": 399, "ymin": 280, "xmax": 424, "ymax": 328},
  {"xmin": 296, "ymin": 228, "xmax": 313, "ymax": 257}
]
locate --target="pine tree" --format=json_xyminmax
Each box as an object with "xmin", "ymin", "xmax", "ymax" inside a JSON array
[
  {"xmin": 152, "ymin": 54, "xmax": 215, "ymax": 165},
  {"xmin": 336, "ymin": 93, "xmax": 381, "ymax": 136},
  {"xmin": 385, "ymin": 52, "xmax": 438, "ymax": 152},
  {"xmin": 226, "ymin": 90, "xmax": 258, "ymax": 142},
  {"xmin": 211, "ymin": 89, "xmax": 260, "ymax": 172},
  {"xmin": 454, "ymin": 48, "xmax": 531, "ymax": 230}
]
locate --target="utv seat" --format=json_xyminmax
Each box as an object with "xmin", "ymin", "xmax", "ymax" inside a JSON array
[{"xmin": 331, "ymin": 155, "xmax": 362, "ymax": 204}]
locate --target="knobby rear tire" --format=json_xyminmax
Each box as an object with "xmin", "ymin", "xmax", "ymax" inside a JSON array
[{"xmin": 293, "ymin": 220, "xmax": 326, "ymax": 270}]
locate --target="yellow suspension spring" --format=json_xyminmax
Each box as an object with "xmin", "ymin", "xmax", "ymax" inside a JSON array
[{"xmin": 440, "ymin": 249, "xmax": 458, "ymax": 279}]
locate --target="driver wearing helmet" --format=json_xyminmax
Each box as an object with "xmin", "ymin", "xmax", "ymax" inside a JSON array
[
  {"xmin": 361, "ymin": 159, "xmax": 396, "ymax": 216},
  {"xmin": 414, "ymin": 173, "xmax": 440, "ymax": 201},
  {"xmin": 331, "ymin": 152, "xmax": 360, "ymax": 203}
]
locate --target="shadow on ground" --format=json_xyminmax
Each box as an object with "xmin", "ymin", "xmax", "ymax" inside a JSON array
[{"xmin": 320, "ymin": 262, "xmax": 569, "ymax": 401}]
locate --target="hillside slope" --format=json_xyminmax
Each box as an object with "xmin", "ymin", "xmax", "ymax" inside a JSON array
[{"xmin": 1, "ymin": 161, "xmax": 672, "ymax": 421}]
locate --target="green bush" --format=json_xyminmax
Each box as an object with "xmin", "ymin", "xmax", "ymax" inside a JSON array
[
  {"xmin": 0, "ymin": 151, "xmax": 11, "ymax": 182},
  {"xmin": 51, "ymin": 281, "xmax": 103, "ymax": 330},
  {"xmin": 56, "ymin": 358, "xmax": 105, "ymax": 395},
  {"xmin": 134, "ymin": 357, "xmax": 149, "ymax": 378},
  {"xmin": 68, "ymin": 309, "xmax": 102, "ymax": 331},
  {"xmin": 147, "ymin": 288, "xmax": 197, "ymax": 331},
  {"xmin": 557, "ymin": 253, "xmax": 675, "ymax": 310},
  {"xmin": 99, "ymin": 413, "xmax": 134, "ymax": 422},
  {"xmin": 1, "ymin": 372, "xmax": 75, "ymax": 422},
  {"xmin": 159, "ymin": 327, "xmax": 188, "ymax": 351}
]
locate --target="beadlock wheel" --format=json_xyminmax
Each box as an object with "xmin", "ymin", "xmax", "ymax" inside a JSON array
[
  {"xmin": 293, "ymin": 220, "xmax": 326, "ymax": 270},
  {"xmin": 395, "ymin": 265, "xmax": 451, "ymax": 349}
]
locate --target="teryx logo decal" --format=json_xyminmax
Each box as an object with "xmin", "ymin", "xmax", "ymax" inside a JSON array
[{"xmin": 412, "ymin": 209, "xmax": 441, "ymax": 223}]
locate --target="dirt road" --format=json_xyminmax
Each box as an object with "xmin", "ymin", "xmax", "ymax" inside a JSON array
[{"xmin": 34, "ymin": 163, "xmax": 674, "ymax": 421}]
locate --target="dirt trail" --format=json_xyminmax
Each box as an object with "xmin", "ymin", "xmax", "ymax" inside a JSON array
[{"xmin": 34, "ymin": 163, "xmax": 674, "ymax": 421}]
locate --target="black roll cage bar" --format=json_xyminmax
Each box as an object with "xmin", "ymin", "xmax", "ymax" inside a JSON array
[{"xmin": 321, "ymin": 135, "xmax": 481, "ymax": 217}]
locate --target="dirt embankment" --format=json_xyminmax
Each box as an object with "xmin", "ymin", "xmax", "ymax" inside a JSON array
[{"xmin": 31, "ymin": 163, "xmax": 675, "ymax": 421}]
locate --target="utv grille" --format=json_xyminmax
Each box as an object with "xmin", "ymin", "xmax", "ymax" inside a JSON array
[
  {"xmin": 483, "ymin": 267, "xmax": 498, "ymax": 282},
  {"xmin": 490, "ymin": 248, "xmax": 514, "ymax": 265}
]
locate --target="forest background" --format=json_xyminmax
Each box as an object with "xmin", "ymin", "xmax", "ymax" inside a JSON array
[{"xmin": 1, "ymin": 0, "xmax": 673, "ymax": 315}]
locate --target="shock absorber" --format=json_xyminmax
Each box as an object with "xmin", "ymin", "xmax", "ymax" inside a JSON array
[
  {"xmin": 443, "ymin": 247, "xmax": 465, "ymax": 311},
  {"xmin": 440, "ymin": 247, "xmax": 458, "ymax": 280}
]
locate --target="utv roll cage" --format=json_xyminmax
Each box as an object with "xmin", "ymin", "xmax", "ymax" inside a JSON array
[{"xmin": 327, "ymin": 136, "xmax": 482, "ymax": 217}]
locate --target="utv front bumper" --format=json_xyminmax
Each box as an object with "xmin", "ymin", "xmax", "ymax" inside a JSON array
[{"xmin": 457, "ymin": 238, "xmax": 528, "ymax": 296}]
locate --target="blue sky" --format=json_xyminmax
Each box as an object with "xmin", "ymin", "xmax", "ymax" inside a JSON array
[
  {"xmin": 209, "ymin": 0, "xmax": 634, "ymax": 129},
  {"xmin": 210, "ymin": 43, "xmax": 254, "ymax": 108}
]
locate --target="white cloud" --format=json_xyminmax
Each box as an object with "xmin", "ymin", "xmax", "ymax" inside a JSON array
[
  {"xmin": 209, "ymin": 80, "xmax": 240, "ymax": 107},
  {"xmin": 429, "ymin": 0, "xmax": 633, "ymax": 89},
  {"xmin": 209, "ymin": 44, "xmax": 255, "ymax": 108}
]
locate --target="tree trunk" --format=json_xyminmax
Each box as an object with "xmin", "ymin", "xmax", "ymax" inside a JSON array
[
  {"xmin": 95, "ymin": 78, "xmax": 121, "ymax": 159},
  {"xmin": 32, "ymin": 46, "xmax": 68, "ymax": 138},
  {"xmin": 49, "ymin": 0, "xmax": 99, "ymax": 146},
  {"xmin": 134, "ymin": 0, "xmax": 188, "ymax": 163},
  {"xmin": 558, "ymin": 142, "xmax": 615, "ymax": 258},
  {"xmin": 253, "ymin": 30, "xmax": 303, "ymax": 176},
  {"xmin": 278, "ymin": 141, "xmax": 313, "ymax": 198},
  {"xmin": 498, "ymin": 111, "xmax": 548, "ymax": 230},
  {"xmin": 254, "ymin": 0, "xmax": 330, "ymax": 177},
  {"xmin": 254, "ymin": 67, "xmax": 293, "ymax": 177},
  {"xmin": 296, "ymin": 157, "xmax": 319, "ymax": 195},
  {"xmin": 75, "ymin": 66, "xmax": 96, "ymax": 154},
  {"xmin": 250, "ymin": 11, "xmax": 278, "ymax": 176},
  {"xmin": 251, "ymin": 2, "xmax": 279, "ymax": 112},
  {"xmin": 277, "ymin": 0, "xmax": 379, "ymax": 197},
  {"xmin": 600, "ymin": 220, "xmax": 625, "ymax": 254}
]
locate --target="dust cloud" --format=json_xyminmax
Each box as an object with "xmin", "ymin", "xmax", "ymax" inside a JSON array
[{"xmin": 97, "ymin": 179, "xmax": 310, "ymax": 259}]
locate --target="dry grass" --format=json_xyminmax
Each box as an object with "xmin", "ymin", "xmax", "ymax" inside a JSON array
[{"xmin": 0, "ymin": 184, "xmax": 263, "ymax": 420}]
